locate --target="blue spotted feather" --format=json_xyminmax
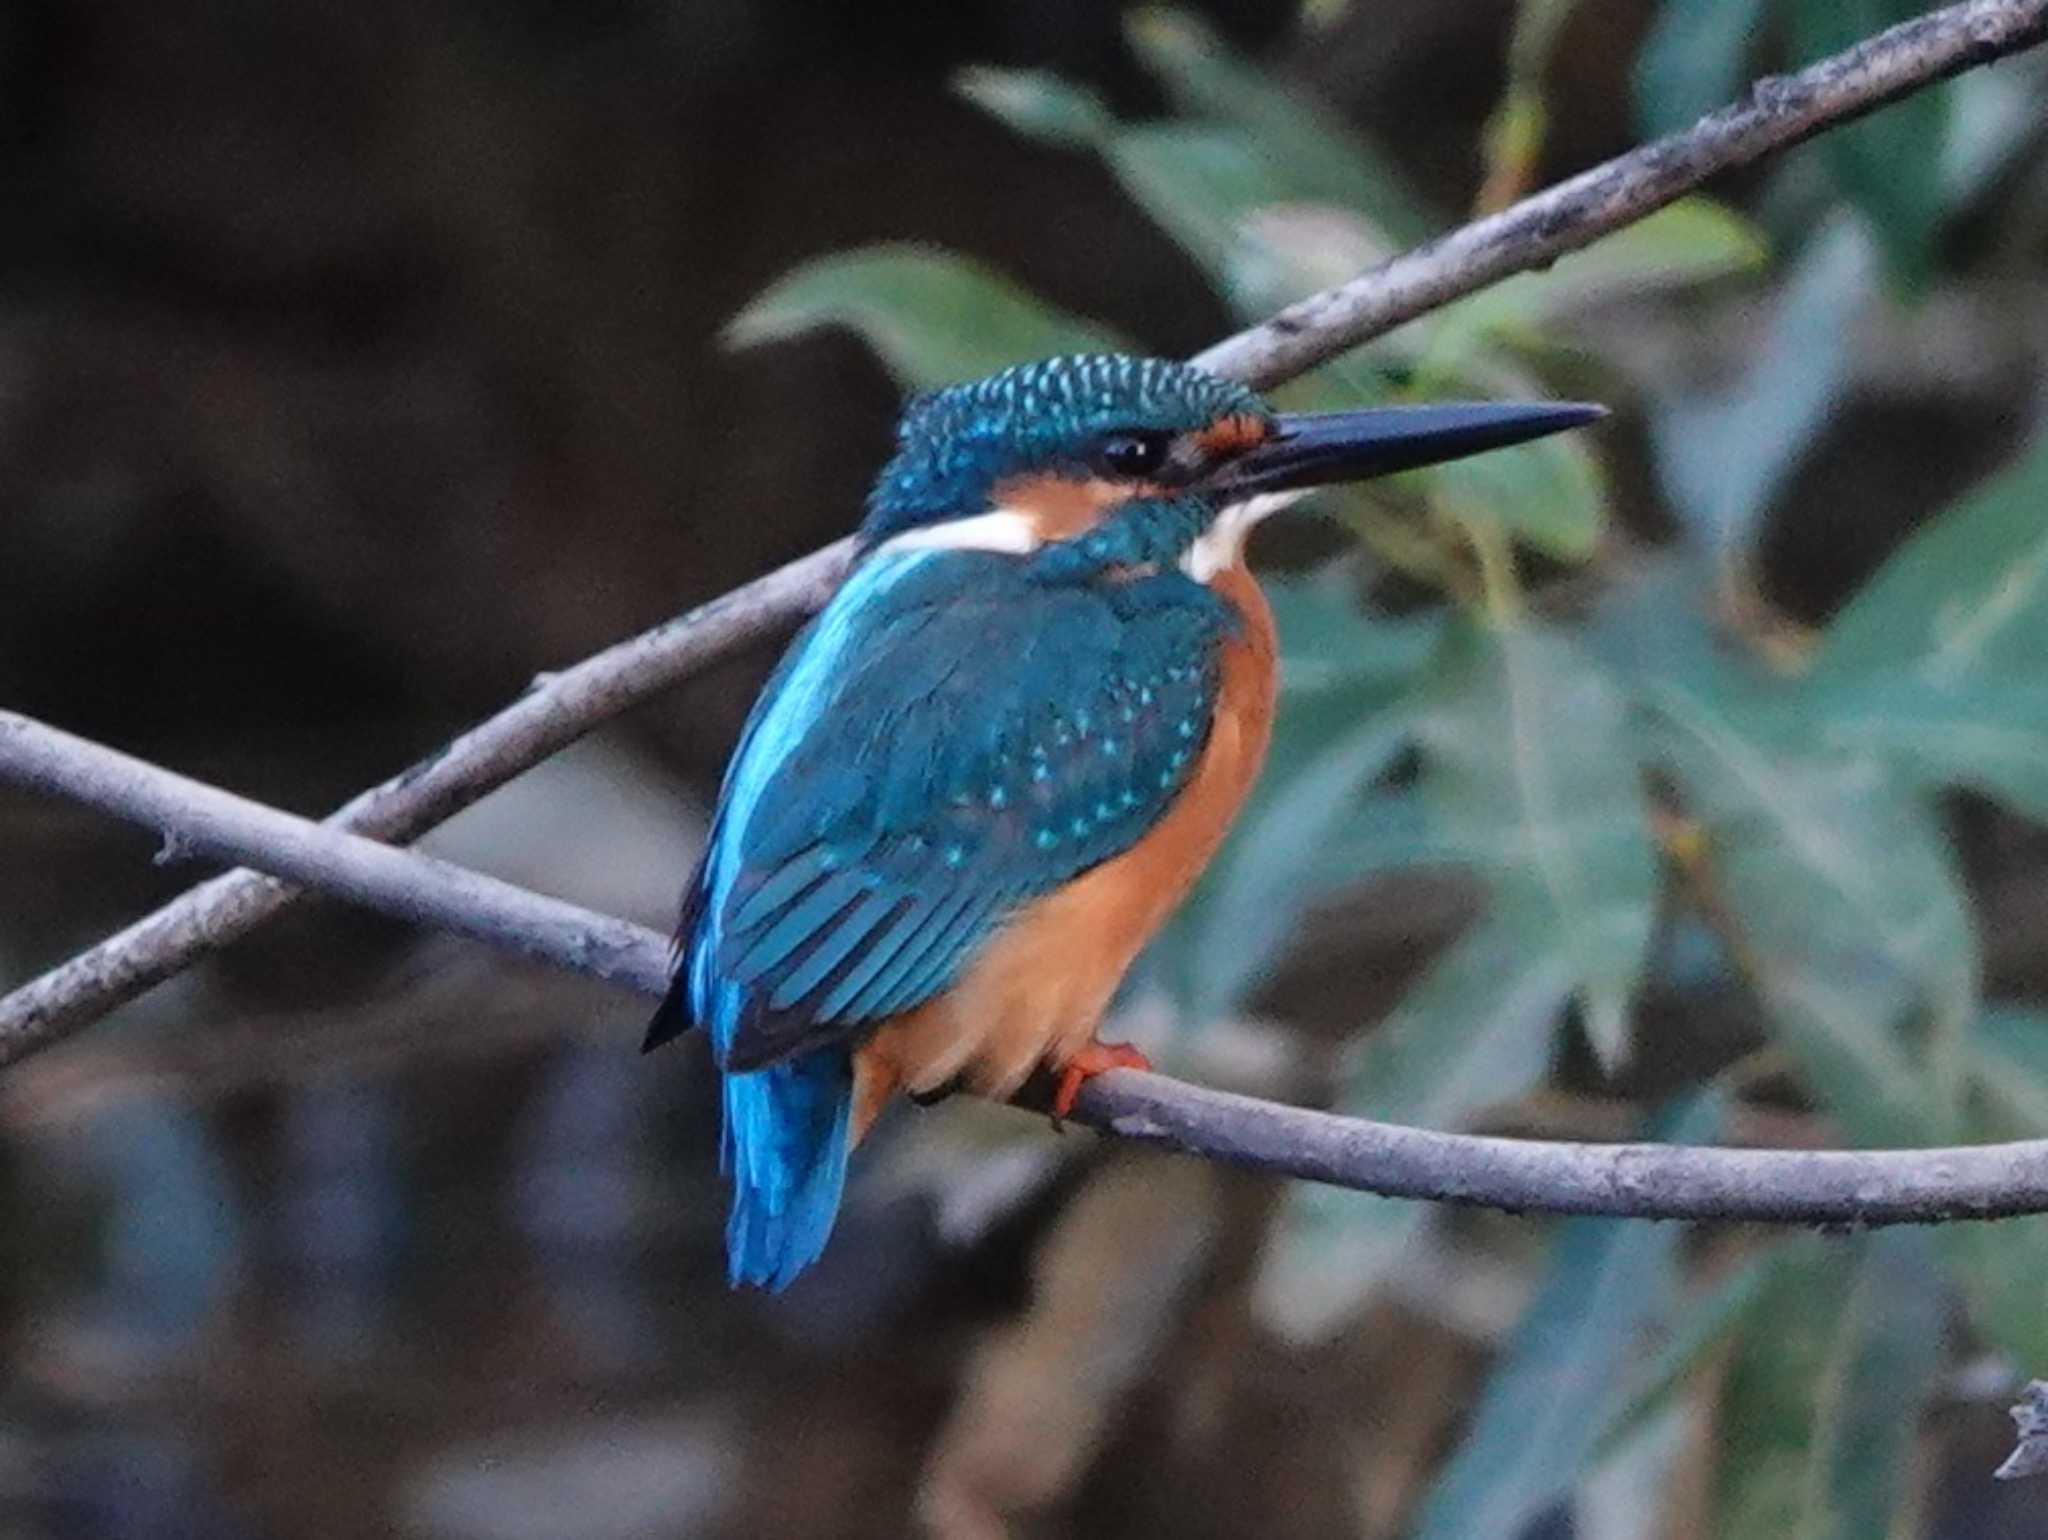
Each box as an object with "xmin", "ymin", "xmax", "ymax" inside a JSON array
[{"xmin": 651, "ymin": 543, "xmax": 1231, "ymax": 1287}]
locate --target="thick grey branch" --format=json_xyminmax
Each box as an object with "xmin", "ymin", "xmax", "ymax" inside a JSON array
[
  {"xmin": 4, "ymin": 0, "xmax": 2046, "ymax": 1060},
  {"xmin": 9, "ymin": 707, "xmax": 2048, "ymax": 1228}
]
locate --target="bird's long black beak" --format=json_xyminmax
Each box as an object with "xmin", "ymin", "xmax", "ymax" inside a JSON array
[{"xmin": 1215, "ymin": 400, "xmax": 1605, "ymax": 496}]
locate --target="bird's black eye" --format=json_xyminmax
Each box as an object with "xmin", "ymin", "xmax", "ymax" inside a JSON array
[{"xmin": 1095, "ymin": 431, "xmax": 1170, "ymax": 479}]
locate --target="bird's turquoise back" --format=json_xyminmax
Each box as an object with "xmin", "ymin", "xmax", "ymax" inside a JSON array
[{"xmin": 657, "ymin": 540, "xmax": 1233, "ymax": 1286}]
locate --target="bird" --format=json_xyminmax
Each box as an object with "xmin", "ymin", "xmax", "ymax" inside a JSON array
[{"xmin": 645, "ymin": 353, "xmax": 1601, "ymax": 1289}]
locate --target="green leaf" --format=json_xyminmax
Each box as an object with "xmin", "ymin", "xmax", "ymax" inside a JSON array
[
  {"xmin": 1946, "ymin": 1214, "xmax": 2048, "ymax": 1375},
  {"xmin": 1123, "ymin": 7, "xmax": 1434, "ymax": 247},
  {"xmin": 963, "ymin": 48, "xmax": 1420, "ymax": 327},
  {"xmin": 1653, "ymin": 686, "xmax": 1976, "ymax": 1144},
  {"xmin": 1412, "ymin": 1098, "xmax": 1719, "ymax": 1540},
  {"xmin": 1422, "ymin": 198, "xmax": 1766, "ymax": 366},
  {"xmin": 1299, "ymin": 789, "xmax": 1459, "ymax": 893},
  {"xmin": 1253, "ymin": 904, "xmax": 1574, "ymax": 1339},
  {"xmin": 1789, "ymin": 0, "xmax": 1950, "ymax": 289},
  {"xmin": 1266, "ymin": 572, "xmax": 1445, "ymax": 703},
  {"xmin": 1178, "ymin": 713, "xmax": 1410, "ymax": 1021},
  {"xmin": 1812, "ymin": 430, "xmax": 2048, "ymax": 687},
  {"xmin": 1792, "ymin": 426, "xmax": 2048, "ymax": 820},
  {"xmin": 1945, "ymin": 62, "xmax": 2048, "ymax": 205},
  {"xmin": 1162, "ymin": 581, "xmax": 1440, "ymax": 1020},
  {"xmin": 1578, "ymin": 1403, "xmax": 1695, "ymax": 1540},
  {"xmin": 1634, "ymin": 0, "xmax": 1770, "ymax": 139},
  {"xmin": 726, "ymin": 245, "xmax": 1128, "ymax": 389},
  {"xmin": 1971, "ymin": 1006, "xmax": 2048, "ymax": 1133},
  {"xmin": 952, "ymin": 66, "xmax": 1111, "ymax": 147},
  {"xmin": 1503, "ymin": 0, "xmax": 1590, "ymax": 80},
  {"xmin": 1592, "ymin": 1252, "xmax": 1783, "ymax": 1464},
  {"xmin": 1711, "ymin": 1234, "xmax": 1944, "ymax": 1540},
  {"xmin": 1353, "ymin": 327, "xmax": 1615, "ymax": 568},
  {"xmin": 1418, "ymin": 619, "xmax": 1658, "ymax": 1065},
  {"xmin": 1946, "ymin": 1008, "xmax": 2048, "ymax": 1369},
  {"xmin": 1793, "ymin": 675, "xmax": 2048, "ymax": 823},
  {"xmin": 1429, "ymin": 429, "xmax": 1607, "ymax": 563},
  {"xmin": 1222, "ymin": 204, "xmax": 1402, "ymax": 332},
  {"xmin": 1585, "ymin": 553, "xmax": 1756, "ymax": 698},
  {"xmin": 1651, "ymin": 217, "xmax": 1873, "ymax": 555},
  {"xmin": 1104, "ymin": 122, "xmax": 1300, "ymax": 309}
]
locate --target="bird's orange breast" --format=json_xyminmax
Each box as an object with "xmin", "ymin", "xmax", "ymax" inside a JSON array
[{"xmin": 851, "ymin": 565, "xmax": 1277, "ymax": 1135}]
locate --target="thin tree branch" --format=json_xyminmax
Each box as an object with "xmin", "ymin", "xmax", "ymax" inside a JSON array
[
  {"xmin": 0, "ymin": 713, "xmax": 672, "ymax": 999},
  {"xmin": 3, "ymin": 0, "xmax": 2046, "ymax": 1061},
  {"xmin": 0, "ymin": 540, "xmax": 851, "ymax": 1062},
  {"xmin": 1194, "ymin": 0, "xmax": 2048, "ymax": 388},
  {"xmin": 9, "ymin": 706, "xmax": 2048, "ymax": 1228}
]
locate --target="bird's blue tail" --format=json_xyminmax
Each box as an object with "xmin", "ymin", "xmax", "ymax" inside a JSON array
[{"xmin": 720, "ymin": 1049, "xmax": 855, "ymax": 1290}]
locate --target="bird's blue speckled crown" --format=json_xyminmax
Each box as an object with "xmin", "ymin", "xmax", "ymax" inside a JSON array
[{"xmin": 861, "ymin": 354, "xmax": 1270, "ymax": 543}]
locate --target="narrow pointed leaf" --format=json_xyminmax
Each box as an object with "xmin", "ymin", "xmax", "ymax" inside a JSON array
[
  {"xmin": 1105, "ymin": 123, "xmax": 1302, "ymax": 306},
  {"xmin": 1789, "ymin": 0, "xmax": 1950, "ymax": 289},
  {"xmin": 1651, "ymin": 217, "xmax": 1873, "ymax": 556},
  {"xmin": 1253, "ymin": 904, "xmax": 1573, "ymax": 1339},
  {"xmin": 1579, "ymin": 1404, "xmax": 1697, "ymax": 1540},
  {"xmin": 1945, "ymin": 63, "xmax": 2048, "ymax": 203},
  {"xmin": 1430, "ymin": 429, "xmax": 1606, "ymax": 563},
  {"xmin": 1592, "ymin": 1251, "xmax": 1782, "ymax": 1464},
  {"xmin": 1711, "ymin": 1234, "xmax": 1944, "ymax": 1540},
  {"xmin": 1123, "ymin": 7, "xmax": 1434, "ymax": 246},
  {"xmin": 1970, "ymin": 1006, "xmax": 2048, "ymax": 1132},
  {"xmin": 1946, "ymin": 1009, "xmax": 2048, "ymax": 1369},
  {"xmin": 952, "ymin": 67, "xmax": 1111, "ymax": 147},
  {"xmin": 1813, "ymin": 430, "xmax": 2048, "ymax": 686},
  {"xmin": 1795, "ymin": 675, "xmax": 2048, "ymax": 823},
  {"xmin": 1179, "ymin": 714, "xmax": 1411, "ymax": 1021},
  {"xmin": 1151, "ymin": 582, "xmax": 1439, "ymax": 1016},
  {"xmin": 1418, "ymin": 619, "xmax": 1657, "ymax": 1065},
  {"xmin": 1635, "ymin": 0, "xmax": 1771, "ymax": 138},
  {"xmin": 727, "ymin": 246, "xmax": 1127, "ymax": 388},
  {"xmin": 1424, "ymin": 199, "xmax": 1766, "ymax": 364},
  {"xmin": 963, "ymin": 54, "xmax": 1416, "ymax": 326},
  {"xmin": 1654, "ymin": 687, "xmax": 1975, "ymax": 1143},
  {"xmin": 1413, "ymin": 1098, "xmax": 1719, "ymax": 1540}
]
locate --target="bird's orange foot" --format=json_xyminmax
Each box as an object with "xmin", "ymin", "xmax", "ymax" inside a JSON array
[{"xmin": 1050, "ymin": 1040, "xmax": 1153, "ymax": 1125}]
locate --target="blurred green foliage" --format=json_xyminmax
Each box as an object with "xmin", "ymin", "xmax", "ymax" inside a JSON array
[
  {"xmin": 731, "ymin": 5, "xmax": 2048, "ymax": 1534},
  {"xmin": 1636, "ymin": 0, "xmax": 1954, "ymax": 287}
]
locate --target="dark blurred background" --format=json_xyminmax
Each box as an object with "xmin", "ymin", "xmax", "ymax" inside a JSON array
[{"xmin": 5, "ymin": 1, "xmax": 2048, "ymax": 1536}]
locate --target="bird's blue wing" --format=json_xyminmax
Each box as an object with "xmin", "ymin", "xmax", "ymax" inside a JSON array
[{"xmin": 659, "ymin": 545, "xmax": 1232, "ymax": 1072}]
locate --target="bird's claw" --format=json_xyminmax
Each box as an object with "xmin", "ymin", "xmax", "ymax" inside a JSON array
[{"xmin": 1050, "ymin": 1040, "xmax": 1153, "ymax": 1127}]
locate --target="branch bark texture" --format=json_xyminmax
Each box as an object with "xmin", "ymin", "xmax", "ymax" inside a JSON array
[{"xmin": 10, "ymin": 706, "xmax": 2048, "ymax": 1229}]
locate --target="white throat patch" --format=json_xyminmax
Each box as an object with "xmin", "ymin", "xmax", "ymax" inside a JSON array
[
  {"xmin": 1180, "ymin": 491, "xmax": 1305, "ymax": 582},
  {"xmin": 872, "ymin": 509, "xmax": 1041, "ymax": 557},
  {"xmin": 874, "ymin": 491, "xmax": 1305, "ymax": 579}
]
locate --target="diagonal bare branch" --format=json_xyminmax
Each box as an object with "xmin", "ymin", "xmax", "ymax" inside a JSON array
[
  {"xmin": 11, "ymin": 706, "xmax": 2048, "ymax": 1227},
  {"xmin": 1194, "ymin": 0, "xmax": 2048, "ymax": 388},
  {"xmin": 0, "ymin": 541, "xmax": 850, "ymax": 1062},
  {"xmin": 4, "ymin": 0, "xmax": 2047, "ymax": 1064}
]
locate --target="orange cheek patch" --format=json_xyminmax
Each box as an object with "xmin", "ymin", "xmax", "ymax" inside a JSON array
[
  {"xmin": 1194, "ymin": 413, "xmax": 1273, "ymax": 457},
  {"xmin": 992, "ymin": 472, "xmax": 1165, "ymax": 540}
]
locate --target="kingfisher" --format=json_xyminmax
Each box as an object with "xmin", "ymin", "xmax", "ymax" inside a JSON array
[{"xmin": 646, "ymin": 354, "xmax": 1599, "ymax": 1288}]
